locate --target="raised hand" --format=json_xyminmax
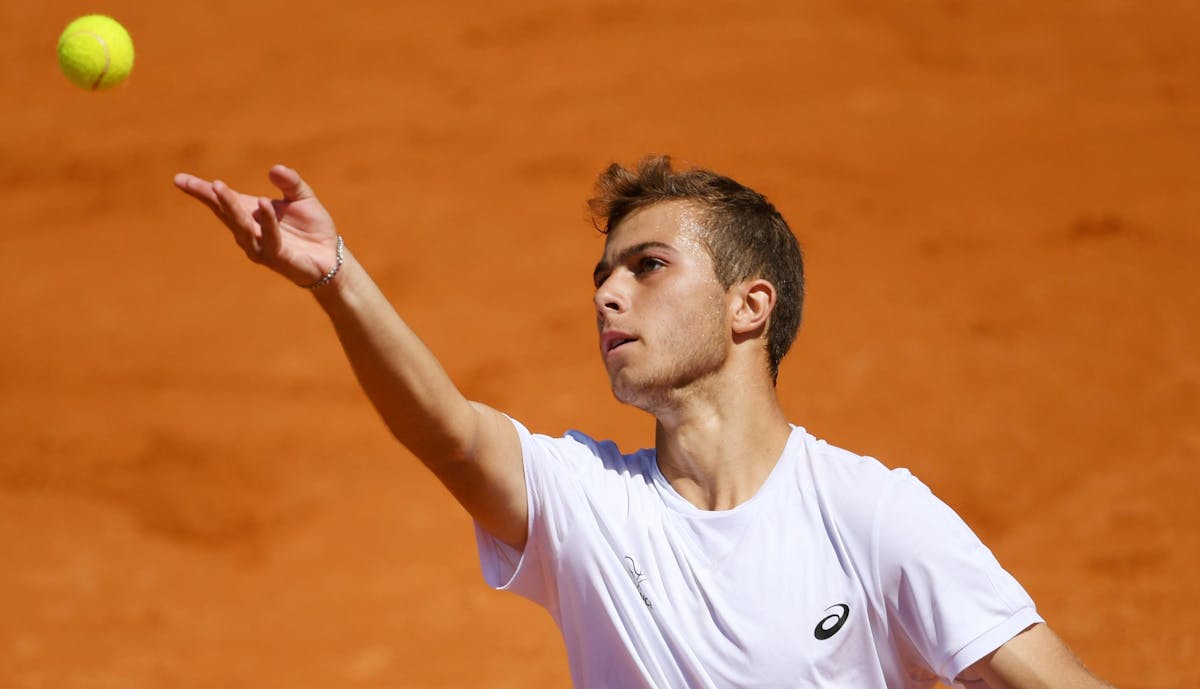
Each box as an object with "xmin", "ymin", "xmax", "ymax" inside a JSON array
[{"xmin": 174, "ymin": 165, "xmax": 340, "ymax": 287}]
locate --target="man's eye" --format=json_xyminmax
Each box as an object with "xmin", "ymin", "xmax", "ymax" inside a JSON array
[{"xmin": 638, "ymin": 258, "xmax": 665, "ymax": 273}]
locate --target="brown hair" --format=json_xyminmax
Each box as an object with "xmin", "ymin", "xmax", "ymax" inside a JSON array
[{"xmin": 588, "ymin": 154, "xmax": 805, "ymax": 383}]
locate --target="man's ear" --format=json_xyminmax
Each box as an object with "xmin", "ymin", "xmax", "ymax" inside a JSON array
[{"xmin": 731, "ymin": 278, "xmax": 776, "ymax": 337}]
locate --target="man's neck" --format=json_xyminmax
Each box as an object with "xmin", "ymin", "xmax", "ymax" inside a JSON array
[{"xmin": 652, "ymin": 375, "xmax": 792, "ymax": 512}]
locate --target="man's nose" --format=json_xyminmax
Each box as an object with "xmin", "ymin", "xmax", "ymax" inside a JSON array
[{"xmin": 593, "ymin": 273, "xmax": 628, "ymax": 314}]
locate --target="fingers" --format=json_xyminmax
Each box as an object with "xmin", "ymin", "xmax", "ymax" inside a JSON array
[
  {"xmin": 175, "ymin": 167, "xmax": 308, "ymax": 265},
  {"xmin": 255, "ymin": 196, "xmax": 283, "ymax": 260},
  {"xmin": 213, "ymin": 179, "xmax": 263, "ymax": 261},
  {"xmin": 268, "ymin": 164, "xmax": 316, "ymax": 202},
  {"xmin": 173, "ymin": 173, "xmax": 221, "ymax": 214}
]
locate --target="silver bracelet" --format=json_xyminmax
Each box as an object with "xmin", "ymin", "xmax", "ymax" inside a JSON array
[{"xmin": 304, "ymin": 235, "xmax": 344, "ymax": 290}]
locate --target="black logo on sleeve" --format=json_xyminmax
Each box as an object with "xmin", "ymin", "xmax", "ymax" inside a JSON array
[{"xmin": 813, "ymin": 603, "xmax": 850, "ymax": 640}]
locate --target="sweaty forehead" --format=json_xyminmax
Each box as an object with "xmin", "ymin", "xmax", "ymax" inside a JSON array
[{"xmin": 602, "ymin": 201, "xmax": 708, "ymax": 256}]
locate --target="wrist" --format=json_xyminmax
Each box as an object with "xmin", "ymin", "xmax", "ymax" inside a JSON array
[
  {"xmin": 303, "ymin": 235, "xmax": 344, "ymax": 290},
  {"xmin": 309, "ymin": 246, "xmax": 363, "ymax": 307}
]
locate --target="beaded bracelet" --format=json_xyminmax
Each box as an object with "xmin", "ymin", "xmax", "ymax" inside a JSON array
[{"xmin": 304, "ymin": 235, "xmax": 344, "ymax": 290}]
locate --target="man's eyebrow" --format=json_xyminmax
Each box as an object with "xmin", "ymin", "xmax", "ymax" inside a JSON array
[{"xmin": 593, "ymin": 241, "xmax": 675, "ymax": 284}]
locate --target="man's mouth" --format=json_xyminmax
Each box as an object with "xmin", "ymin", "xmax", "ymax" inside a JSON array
[{"xmin": 601, "ymin": 331, "xmax": 637, "ymax": 354}]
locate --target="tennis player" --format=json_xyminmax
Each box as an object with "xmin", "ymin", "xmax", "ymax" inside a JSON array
[{"xmin": 175, "ymin": 156, "xmax": 1116, "ymax": 688}]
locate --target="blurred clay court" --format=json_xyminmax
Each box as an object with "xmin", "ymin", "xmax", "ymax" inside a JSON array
[{"xmin": 2, "ymin": 2, "xmax": 1197, "ymax": 687}]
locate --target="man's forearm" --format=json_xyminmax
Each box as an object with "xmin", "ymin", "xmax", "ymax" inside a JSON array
[{"xmin": 311, "ymin": 249, "xmax": 477, "ymax": 467}]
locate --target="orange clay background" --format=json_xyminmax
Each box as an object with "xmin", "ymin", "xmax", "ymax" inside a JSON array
[{"xmin": 2, "ymin": 2, "xmax": 1198, "ymax": 687}]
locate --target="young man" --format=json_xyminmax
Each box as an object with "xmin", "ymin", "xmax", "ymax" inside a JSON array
[{"xmin": 174, "ymin": 156, "xmax": 1115, "ymax": 688}]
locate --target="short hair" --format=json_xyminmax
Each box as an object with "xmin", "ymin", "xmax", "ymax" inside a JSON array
[{"xmin": 588, "ymin": 155, "xmax": 805, "ymax": 383}]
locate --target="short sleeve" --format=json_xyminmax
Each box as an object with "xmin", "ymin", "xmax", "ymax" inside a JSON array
[
  {"xmin": 474, "ymin": 418, "xmax": 555, "ymax": 607},
  {"xmin": 873, "ymin": 474, "xmax": 1043, "ymax": 685},
  {"xmin": 473, "ymin": 418, "xmax": 619, "ymax": 615}
]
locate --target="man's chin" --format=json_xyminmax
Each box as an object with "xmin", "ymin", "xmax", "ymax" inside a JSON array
[
  {"xmin": 608, "ymin": 374, "xmax": 641, "ymax": 405},
  {"xmin": 609, "ymin": 376, "xmax": 664, "ymax": 413}
]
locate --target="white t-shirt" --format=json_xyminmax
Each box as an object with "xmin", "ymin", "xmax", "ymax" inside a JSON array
[{"xmin": 475, "ymin": 421, "xmax": 1042, "ymax": 689}]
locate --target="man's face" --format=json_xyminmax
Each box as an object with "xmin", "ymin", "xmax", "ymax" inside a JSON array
[{"xmin": 592, "ymin": 201, "xmax": 731, "ymax": 410}]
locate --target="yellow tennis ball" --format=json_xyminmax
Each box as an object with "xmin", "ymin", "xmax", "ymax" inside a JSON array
[{"xmin": 57, "ymin": 15, "xmax": 134, "ymax": 91}]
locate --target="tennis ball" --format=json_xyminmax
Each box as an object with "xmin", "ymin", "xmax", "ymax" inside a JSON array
[{"xmin": 57, "ymin": 15, "xmax": 134, "ymax": 91}]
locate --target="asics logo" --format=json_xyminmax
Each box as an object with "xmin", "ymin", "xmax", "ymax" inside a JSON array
[{"xmin": 813, "ymin": 603, "xmax": 850, "ymax": 640}]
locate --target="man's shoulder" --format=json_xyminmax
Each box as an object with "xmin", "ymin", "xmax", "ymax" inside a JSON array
[
  {"xmin": 793, "ymin": 428, "xmax": 912, "ymax": 489},
  {"xmin": 515, "ymin": 421, "xmax": 656, "ymax": 480},
  {"xmin": 788, "ymin": 428, "xmax": 924, "ymax": 531}
]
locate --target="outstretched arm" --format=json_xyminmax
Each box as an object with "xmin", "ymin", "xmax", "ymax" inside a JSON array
[
  {"xmin": 958, "ymin": 624, "xmax": 1117, "ymax": 689},
  {"xmin": 174, "ymin": 166, "xmax": 527, "ymax": 549}
]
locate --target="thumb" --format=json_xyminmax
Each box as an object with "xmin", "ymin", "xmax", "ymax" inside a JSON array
[{"xmin": 267, "ymin": 164, "xmax": 316, "ymax": 202}]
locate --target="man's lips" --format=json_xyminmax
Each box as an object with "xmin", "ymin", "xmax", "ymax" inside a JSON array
[{"xmin": 600, "ymin": 330, "xmax": 637, "ymax": 355}]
